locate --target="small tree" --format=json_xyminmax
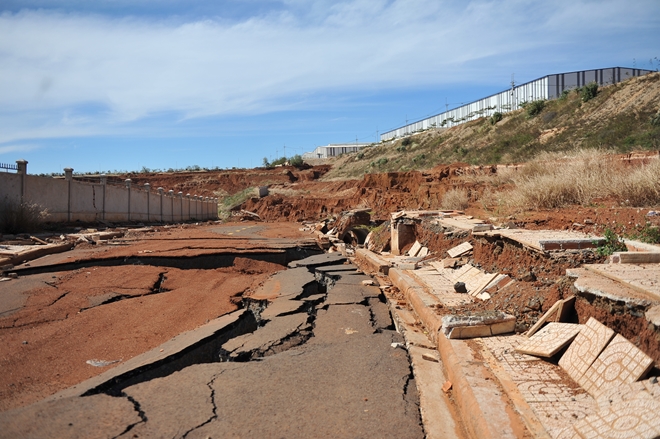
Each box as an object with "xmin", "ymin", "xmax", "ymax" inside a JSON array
[
  {"xmin": 262, "ymin": 157, "xmax": 270, "ymax": 168},
  {"xmin": 289, "ymin": 154, "xmax": 304, "ymax": 167}
]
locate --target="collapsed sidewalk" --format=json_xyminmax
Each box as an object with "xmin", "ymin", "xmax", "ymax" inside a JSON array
[{"xmin": 348, "ymin": 210, "xmax": 660, "ymax": 439}]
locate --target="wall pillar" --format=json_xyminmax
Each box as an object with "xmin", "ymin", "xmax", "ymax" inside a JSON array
[
  {"xmin": 178, "ymin": 192, "xmax": 183, "ymax": 222},
  {"xmin": 64, "ymin": 167, "xmax": 73, "ymax": 222},
  {"xmin": 100, "ymin": 174, "xmax": 107, "ymax": 220},
  {"xmin": 16, "ymin": 160, "xmax": 28, "ymax": 202},
  {"xmin": 186, "ymin": 194, "xmax": 191, "ymax": 221},
  {"xmin": 144, "ymin": 183, "xmax": 151, "ymax": 223},
  {"xmin": 168, "ymin": 190, "xmax": 175, "ymax": 223},
  {"xmin": 193, "ymin": 195, "xmax": 198, "ymax": 220},
  {"xmin": 157, "ymin": 187, "xmax": 164, "ymax": 223},
  {"xmin": 125, "ymin": 179, "xmax": 132, "ymax": 222}
]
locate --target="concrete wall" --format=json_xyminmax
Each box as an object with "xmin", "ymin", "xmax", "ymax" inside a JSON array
[{"xmin": 0, "ymin": 162, "xmax": 219, "ymax": 224}]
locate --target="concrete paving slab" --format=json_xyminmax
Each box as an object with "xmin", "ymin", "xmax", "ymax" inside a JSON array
[
  {"xmin": 221, "ymin": 312, "xmax": 311, "ymax": 359},
  {"xmin": 583, "ymin": 263, "xmax": 660, "ymax": 301},
  {"xmin": 388, "ymin": 305, "xmax": 435, "ymax": 350},
  {"xmin": 581, "ymin": 333, "xmax": 654, "ymax": 396},
  {"xmin": 326, "ymin": 284, "xmax": 368, "ymax": 305},
  {"xmin": 482, "ymin": 336, "xmax": 596, "ymax": 439},
  {"xmin": 447, "ymin": 241, "xmax": 473, "ymax": 258},
  {"xmin": 593, "ymin": 380, "xmax": 655, "ymax": 410},
  {"xmin": 0, "ymin": 393, "xmax": 141, "ymax": 439},
  {"xmin": 559, "ymin": 317, "xmax": 615, "ymax": 386},
  {"xmin": 410, "ymin": 267, "xmax": 473, "ymax": 307},
  {"xmin": 515, "ymin": 323, "xmax": 583, "ymax": 358},
  {"xmin": 478, "ymin": 229, "xmax": 604, "ymax": 252},
  {"xmin": 568, "ymin": 267, "xmax": 657, "ymax": 306},
  {"xmin": 573, "ymin": 397, "xmax": 660, "ymax": 439}
]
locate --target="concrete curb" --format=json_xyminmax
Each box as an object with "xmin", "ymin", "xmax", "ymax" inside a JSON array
[
  {"xmin": 355, "ymin": 248, "xmax": 390, "ymax": 274},
  {"xmin": 389, "ymin": 268, "xmax": 497, "ymax": 439}
]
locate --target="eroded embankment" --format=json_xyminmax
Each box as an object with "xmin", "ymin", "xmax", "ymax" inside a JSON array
[{"xmin": 410, "ymin": 220, "xmax": 660, "ymax": 364}]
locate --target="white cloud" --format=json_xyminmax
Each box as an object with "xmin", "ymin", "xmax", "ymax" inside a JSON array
[
  {"xmin": 0, "ymin": 144, "xmax": 41, "ymax": 155},
  {"xmin": 0, "ymin": 0, "xmax": 658, "ymax": 143}
]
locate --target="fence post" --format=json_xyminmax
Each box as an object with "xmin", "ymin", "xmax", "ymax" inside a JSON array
[
  {"xmin": 186, "ymin": 194, "xmax": 191, "ymax": 221},
  {"xmin": 158, "ymin": 187, "xmax": 164, "ymax": 223},
  {"xmin": 178, "ymin": 192, "xmax": 183, "ymax": 222},
  {"xmin": 168, "ymin": 190, "xmax": 174, "ymax": 223},
  {"xmin": 100, "ymin": 174, "xmax": 107, "ymax": 221},
  {"xmin": 144, "ymin": 183, "xmax": 151, "ymax": 223},
  {"xmin": 125, "ymin": 179, "xmax": 132, "ymax": 222},
  {"xmin": 64, "ymin": 168, "xmax": 73, "ymax": 222},
  {"xmin": 16, "ymin": 160, "xmax": 28, "ymax": 202}
]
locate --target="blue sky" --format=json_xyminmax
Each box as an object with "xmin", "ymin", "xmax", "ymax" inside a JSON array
[{"xmin": 1, "ymin": 0, "xmax": 659, "ymax": 175}]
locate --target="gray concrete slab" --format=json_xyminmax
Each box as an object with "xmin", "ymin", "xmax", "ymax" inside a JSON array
[
  {"xmin": 250, "ymin": 267, "xmax": 318, "ymax": 300},
  {"xmin": 312, "ymin": 304, "xmax": 376, "ymax": 341},
  {"xmin": 260, "ymin": 298, "xmax": 306, "ymax": 319},
  {"xmin": 0, "ymin": 393, "xmax": 141, "ymax": 439},
  {"xmin": 288, "ymin": 253, "xmax": 347, "ymax": 268},
  {"xmin": 221, "ymin": 313, "xmax": 311, "ymax": 359},
  {"xmin": 315, "ymin": 264, "xmax": 358, "ymax": 273},
  {"xmin": 368, "ymin": 297, "xmax": 394, "ymax": 331},
  {"xmin": 0, "ymin": 272, "xmax": 57, "ymax": 317}
]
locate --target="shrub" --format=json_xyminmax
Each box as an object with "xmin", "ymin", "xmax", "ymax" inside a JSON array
[
  {"xmin": 289, "ymin": 154, "xmax": 304, "ymax": 167},
  {"xmin": 0, "ymin": 198, "xmax": 49, "ymax": 234},
  {"xmin": 595, "ymin": 228, "xmax": 627, "ymax": 256},
  {"xmin": 581, "ymin": 82, "xmax": 598, "ymax": 102},
  {"xmin": 525, "ymin": 100, "xmax": 546, "ymax": 117},
  {"xmin": 441, "ymin": 188, "xmax": 469, "ymax": 210},
  {"xmin": 401, "ymin": 137, "xmax": 412, "ymax": 147},
  {"xmin": 490, "ymin": 112, "xmax": 503, "ymax": 125}
]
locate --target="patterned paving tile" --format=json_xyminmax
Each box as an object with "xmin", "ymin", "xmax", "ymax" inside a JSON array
[
  {"xmin": 481, "ymin": 336, "xmax": 596, "ymax": 439},
  {"xmin": 558, "ymin": 317, "xmax": 615, "ymax": 384},
  {"xmin": 573, "ymin": 398, "xmax": 660, "ymax": 439},
  {"xmin": 516, "ymin": 323, "xmax": 582, "ymax": 358},
  {"xmin": 594, "ymin": 380, "xmax": 654, "ymax": 409},
  {"xmin": 581, "ymin": 334, "xmax": 655, "ymax": 396}
]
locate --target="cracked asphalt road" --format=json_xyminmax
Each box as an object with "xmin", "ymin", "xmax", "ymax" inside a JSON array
[{"xmin": 0, "ymin": 244, "xmax": 425, "ymax": 438}]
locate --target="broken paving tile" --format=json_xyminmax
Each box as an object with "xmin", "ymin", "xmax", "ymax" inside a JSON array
[
  {"xmin": 446, "ymin": 242, "xmax": 473, "ymax": 258},
  {"xmin": 515, "ymin": 323, "xmax": 582, "ymax": 358},
  {"xmin": 558, "ymin": 317, "xmax": 615, "ymax": 384},
  {"xmin": 581, "ymin": 333, "xmax": 654, "ymax": 396},
  {"xmin": 441, "ymin": 311, "xmax": 515, "ymax": 339},
  {"xmin": 408, "ymin": 241, "xmax": 423, "ymax": 257}
]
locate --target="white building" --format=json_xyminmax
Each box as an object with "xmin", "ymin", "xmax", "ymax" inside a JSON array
[
  {"xmin": 303, "ymin": 143, "xmax": 371, "ymax": 160},
  {"xmin": 381, "ymin": 67, "xmax": 654, "ymax": 141}
]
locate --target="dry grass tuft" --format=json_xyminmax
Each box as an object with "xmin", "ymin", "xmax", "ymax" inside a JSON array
[
  {"xmin": 501, "ymin": 150, "xmax": 660, "ymax": 210},
  {"xmin": 442, "ymin": 188, "xmax": 469, "ymax": 210}
]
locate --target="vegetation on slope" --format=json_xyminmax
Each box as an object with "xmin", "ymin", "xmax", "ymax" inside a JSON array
[{"xmin": 324, "ymin": 72, "xmax": 660, "ymax": 179}]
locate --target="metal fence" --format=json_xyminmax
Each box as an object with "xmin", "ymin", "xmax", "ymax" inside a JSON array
[{"xmin": 380, "ymin": 67, "xmax": 654, "ymax": 141}]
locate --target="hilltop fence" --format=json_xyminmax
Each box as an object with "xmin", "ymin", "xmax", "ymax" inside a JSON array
[{"xmin": 0, "ymin": 160, "xmax": 218, "ymax": 224}]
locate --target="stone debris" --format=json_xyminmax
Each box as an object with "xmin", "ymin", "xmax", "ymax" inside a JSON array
[
  {"xmin": 441, "ymin": 311, "xmax": 515, "ymax": 339},
  {"xmin": 525, "ymin": 296, "xmax": 576, "ymax": 337}
]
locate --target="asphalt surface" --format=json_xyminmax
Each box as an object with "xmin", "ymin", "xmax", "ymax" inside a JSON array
[{"xmin": 0, "ymin": 253, "xmax": 425, "ymax": 438}]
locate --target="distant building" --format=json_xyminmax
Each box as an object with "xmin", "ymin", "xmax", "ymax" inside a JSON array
[
  {"xmin": 303, "ymin": 143, "xmax": 371, "ymax": 160},
  {"xmin": 381, "ymin": 67, "xmax": 655, "ymax": 141}
]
